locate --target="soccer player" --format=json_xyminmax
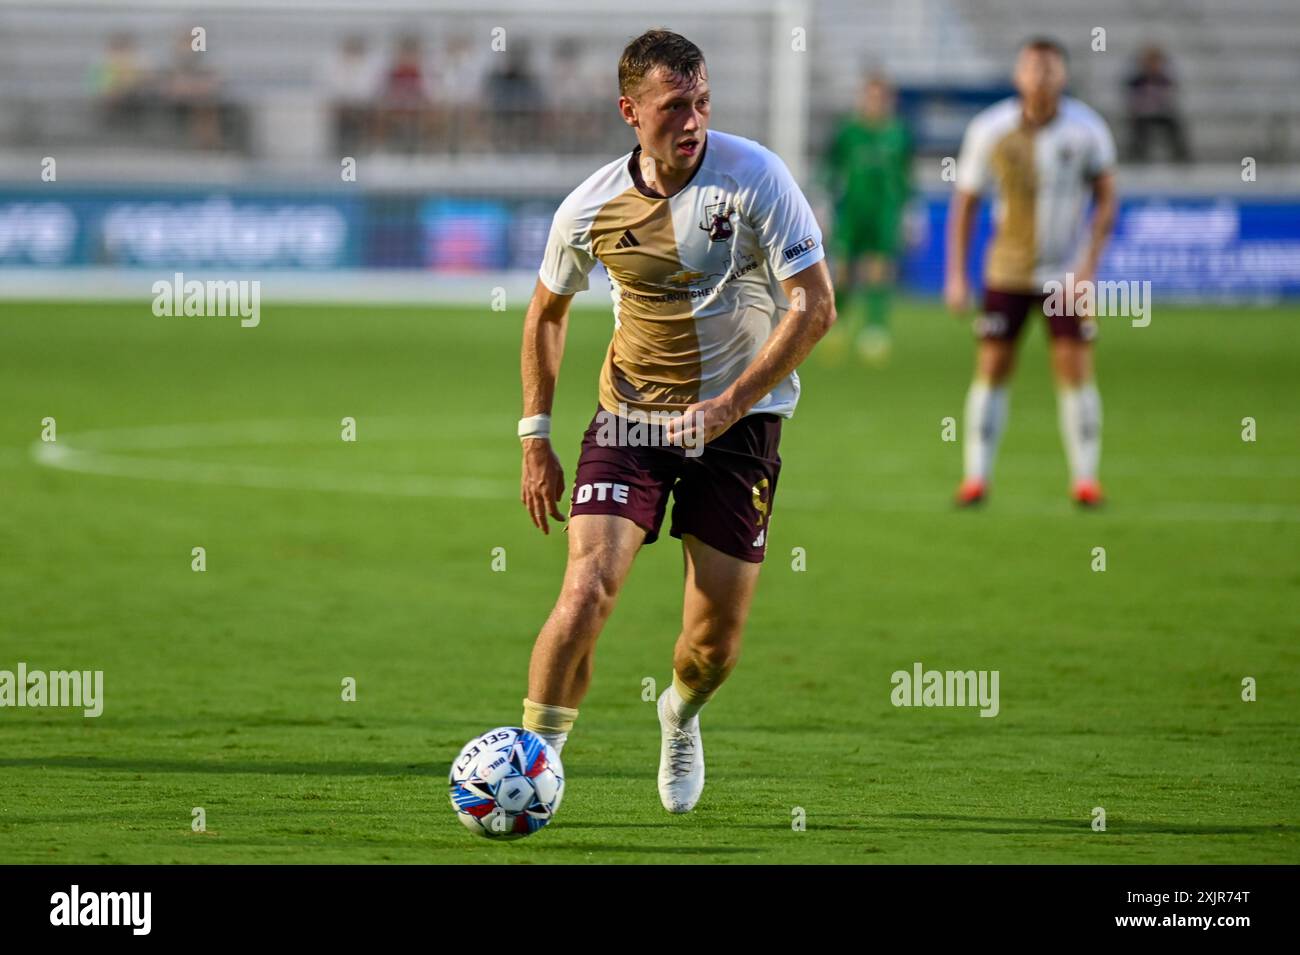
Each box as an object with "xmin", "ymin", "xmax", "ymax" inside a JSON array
[
  {"xmin": 821, "ymin": 73, "xmax": 912, "ymax": 365},
  {"xmin": 517, "ymin": 30, "xmax": 835, "ymax": 813},
  {"xmin": 945, "ymin": 37, "xmax": 1117, "ymax": 506}
]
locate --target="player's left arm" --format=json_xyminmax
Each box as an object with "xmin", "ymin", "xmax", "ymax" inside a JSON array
[
  {"xmin": 1076, "ymin": 171, "xmax": 1117, "ymax": 288},
  {"xmin": 1075, "ymin": 115, "xmax": 1120, "ymax": 289},
  {"xmin": 664, "ymin": 259, "xmax": 836, "ymax": 446}
]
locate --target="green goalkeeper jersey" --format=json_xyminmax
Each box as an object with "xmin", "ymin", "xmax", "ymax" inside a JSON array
[{"xmin": 823, "ymin": 117, "xmax": 912, "ymax": 211}]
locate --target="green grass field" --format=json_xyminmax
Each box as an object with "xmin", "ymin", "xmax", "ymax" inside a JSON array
[{"xmin": 1, "ymin": 296, "xmax": 1297, "ymax": 864}]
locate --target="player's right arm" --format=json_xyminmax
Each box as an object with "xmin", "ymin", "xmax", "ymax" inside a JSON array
[
  {"xmin": 521, "ymin": 187, "xmax": 597, "ymax": 535},
  {"xmin": 944, "ymin": 109, "xmax": 994, "ymax": 314},
  {"xmin": 944, "ymin": 189, "xmax": 980, "ymax": 314},
  {"xmin": 520, "ymin": 279, "xmax": 574, "ymax": 535}
]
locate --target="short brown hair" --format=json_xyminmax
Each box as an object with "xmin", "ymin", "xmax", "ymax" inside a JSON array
[
  {"xmin": 1020, "ymin": 35, "xmax": 1068, "ymax": 65},
  {"xmin": 618, "ymin": 29, "xmax": 706, "ymax": 97}
]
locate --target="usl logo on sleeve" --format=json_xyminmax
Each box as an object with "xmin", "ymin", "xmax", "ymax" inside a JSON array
[{"xmin": 782, "ymin": 236, "xmax": 817, "ymax": 262}]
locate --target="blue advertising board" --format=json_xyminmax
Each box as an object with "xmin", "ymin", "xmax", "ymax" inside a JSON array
[
  {"xmin": 899, "ymin": 195, "xmax": 1300, "ymax": 300},
  {"xmin": 0, "ymin": 190, "xmax": 362, "ymax": 269},
  {"xmin": 2, "ymin": 187, "xmax": 1297, "ymax": 302}
]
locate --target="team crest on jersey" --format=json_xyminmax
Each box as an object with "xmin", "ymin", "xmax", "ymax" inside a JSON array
[{"xmin": 699, "ymin": 199, "xmax": 735, "ymax": 242}]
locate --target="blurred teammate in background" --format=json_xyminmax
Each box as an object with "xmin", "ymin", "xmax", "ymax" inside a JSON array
[
  {"xmin": 945, "ymin": 38, "xmax": 1117, "ymax": 507},
  {"xmin": 821, "ymin": 74, "xmax": 911, "ymax": 365}
]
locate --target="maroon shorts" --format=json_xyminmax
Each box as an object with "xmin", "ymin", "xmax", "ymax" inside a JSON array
[
  {"xmin": 567, "ymin": 406, "xmax": 782, "ymax": 563},
  {"xmin": 975, "ymin": 288, "xmax": 1097, "ymax": 343}
]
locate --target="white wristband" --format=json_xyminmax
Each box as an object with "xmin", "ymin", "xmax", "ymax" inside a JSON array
[{"xmin": 518, "ymin": 413, "xmax": 551, "ymax": 442}]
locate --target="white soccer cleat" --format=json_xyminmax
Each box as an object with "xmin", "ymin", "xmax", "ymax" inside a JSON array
[{"xmin": 657, "ymin": 688, "xmax": 705, "ymax": 813}]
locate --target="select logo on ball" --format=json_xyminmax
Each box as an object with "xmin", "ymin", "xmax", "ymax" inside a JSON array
[{"xmin": 449, "ymin": 727, "xmax": 565, "ymax": 839}]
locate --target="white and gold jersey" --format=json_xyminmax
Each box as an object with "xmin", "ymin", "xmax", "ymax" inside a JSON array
[
  {"xmin": 956, "ymin": 96, "xmax": 1117, "ymax": 292},
  {"xmin": 539, "ymin": 129, "xmax": 824, "ymax": 418}
]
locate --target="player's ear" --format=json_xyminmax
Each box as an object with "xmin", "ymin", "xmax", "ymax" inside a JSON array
[{"xmin": 618, "ymin": 96, "xmax": 639, "ymax": 128}]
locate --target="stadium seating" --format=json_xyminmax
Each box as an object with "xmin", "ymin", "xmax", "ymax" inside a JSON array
[{"xmin": 0, "ymin": 0, "xmax": 1297, "ymax": 175}]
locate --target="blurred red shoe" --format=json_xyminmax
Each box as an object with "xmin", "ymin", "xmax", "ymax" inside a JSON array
[
  {"xmin": 1072, "ymin": 478, "xmax": 1105, "ymax": 508},
  {"xmin": 955, "ymin": 477, "xmax": 986, "ymax": 507}
]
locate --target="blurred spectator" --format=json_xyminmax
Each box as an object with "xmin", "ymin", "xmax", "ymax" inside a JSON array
[
  {"xmin": 162, "ymin": 29, "xmax": 225, "ymax": 150},
  {"xmin": 323, "ymin": 35, "xmax": 382, "ymax": 154},
  {"xmin": 1125, "ymin": 45, "xmax": 1191, "ymax": 162},
  {"xmin": 432, "ymin": 34, "xmax": 490, "ymax": 153},
  {"xmin": 92, "ymin": 33, "xmax": 151, "ymax": 132},
  {"xmin": 377, "ymin": 34, "xmax": 434, "ymax": 152},
  {"xmin": 547, "ymin": 38, "xmax": 603, "ymax": 154},
  {"xmin": 485, "ymin": 44, "xmax": 544, "ymax": 153}
]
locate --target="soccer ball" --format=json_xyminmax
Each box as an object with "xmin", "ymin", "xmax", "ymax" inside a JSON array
[{"xmin": 449, "ymin": 726, "xmax": 564, "ymax": 839}]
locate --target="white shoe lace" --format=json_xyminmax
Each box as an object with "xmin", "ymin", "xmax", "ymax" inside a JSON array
[{"xmin": 666, "ymin": 724, "xmax": 697, "ymax": 778}]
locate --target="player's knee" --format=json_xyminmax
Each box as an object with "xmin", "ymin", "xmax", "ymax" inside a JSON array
[
  {"xmin": 1051, "ymin": 343, "xmax": 1089, "ymax": 387},
  {"xmin": 557, "ymin": 570, "xmax": 622, "ymax": 628},
  {"xmin": 979, "ymin": 352, "xmax": 1015, "ymax": 385},
  {"xmin": 681, "ymin": 619, "xmax": 744, "ymax": 670}
]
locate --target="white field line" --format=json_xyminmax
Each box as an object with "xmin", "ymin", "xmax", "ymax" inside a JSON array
[
  {"xmin": 18, "ymin": 419, "xmax": 1300, "ymax": 524},
  {"xmin": 28, "ymin": 417, "xmax": 516, "ymax": 500}
]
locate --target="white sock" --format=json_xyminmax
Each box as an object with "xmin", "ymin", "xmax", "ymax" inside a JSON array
[
  {"xmin": 962, "ymin": 380, "xmax": 1009, "ymax": 481},
  {"xmin": 1057, "ymin": 382, "xmax": 1102, "ymax": 481},
  {"xmin": 666, "ymin": 682, "xmax": 704, "ymax": 726},
  {"xmin": 538, "ymin": 732, "xmax": 567, "ymax": 756}
]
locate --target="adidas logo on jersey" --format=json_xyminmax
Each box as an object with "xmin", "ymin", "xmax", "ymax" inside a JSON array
[{"xmin": 614, "ymin": 229, "xmax": 640, "ymax": 249}]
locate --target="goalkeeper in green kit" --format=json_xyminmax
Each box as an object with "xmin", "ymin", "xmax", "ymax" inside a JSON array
[{"xmin": 820, "ymin": 74, "xmax": 912, "ymax": 365}]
